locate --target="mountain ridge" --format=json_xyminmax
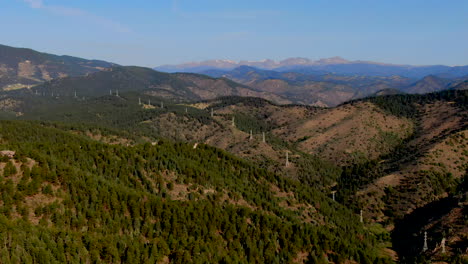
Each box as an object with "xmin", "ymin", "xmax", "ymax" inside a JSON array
[
  {"xmin": 20, "ymin": 66, "xmax": 291, "ymax": 104},
  {"xmin": 0, "ymin": 44, "xmax": 117, "ymax": 91}
]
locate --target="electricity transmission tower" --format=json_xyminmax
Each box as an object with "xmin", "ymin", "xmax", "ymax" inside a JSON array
[{"xmin": 423, "ymin": 231, "xmax": 428, "ymax": 252}]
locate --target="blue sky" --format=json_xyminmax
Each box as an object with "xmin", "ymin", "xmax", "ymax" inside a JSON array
[{"xmin": 1, "ymin": 0, "xmax": 467, "ymax": 66}]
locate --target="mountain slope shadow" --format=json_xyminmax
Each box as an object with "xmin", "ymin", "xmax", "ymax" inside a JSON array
[{"xmin": 391, "ymin": 196, "xmax": 458, "ymax": 263}]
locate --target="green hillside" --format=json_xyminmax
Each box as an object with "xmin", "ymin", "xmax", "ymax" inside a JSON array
[
  {"xmin": 0, "ymin": 121, "xmax": 391, "ymax": 263},
  {"xmin": 0, "ymin": 85, "xmax": 467, "ymax": 263}
]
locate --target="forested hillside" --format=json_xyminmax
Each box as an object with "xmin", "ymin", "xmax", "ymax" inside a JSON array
[
  {"xmin": 0, "ymin": 121, "xmax": 391, "ymax": 263},
  {"xmin": 0, "ymin": 83, "xmax": 466, "ymax": 263},
  {"xmin": 2, "ymin": 0, "xmax": 468, "ymax": 262}
]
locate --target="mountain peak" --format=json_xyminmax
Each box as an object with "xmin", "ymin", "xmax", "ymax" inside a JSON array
[
  {"xmin": 315, "ymin": 56, "xmax": 350, "ymax": 65},
  {"xmin": 155, "ymin": 57, "xmax": 353, "ymax": 72},
  {"xmin": 279, "ymin": 57, "xmax": 313, "ymax": 66}
]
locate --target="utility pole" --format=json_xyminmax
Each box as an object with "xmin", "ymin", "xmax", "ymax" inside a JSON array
[
  {"xmin": 262, "ymin": 132, "xmax": 266, "ymax": 143},
  {"xmin": 423, "ymin": 231, "xmax": 428, "ymax": 252}
]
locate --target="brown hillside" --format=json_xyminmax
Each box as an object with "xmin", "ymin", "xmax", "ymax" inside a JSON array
[
  {"xmin": 143, "ymin": 100, "xmax": 418, "ymax": 171},
  {"xmin": 355, "ymin": 101, "xmax": 467, "ymax": 223},
  {"xmin": 174, "ymin": 74, "xmax": 292, "ymax": 104},
  {"xmin": 274, "ymin": 102, "xmax": 414, "ymax": 165},
  {"xmin": 248, "ymin": 79, "xmax": 356, "ymax": 106}
]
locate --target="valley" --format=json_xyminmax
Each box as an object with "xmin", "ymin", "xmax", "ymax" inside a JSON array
[{"xmin": 0, "ymin": 44, "xmax": 466, "ymax": 263}]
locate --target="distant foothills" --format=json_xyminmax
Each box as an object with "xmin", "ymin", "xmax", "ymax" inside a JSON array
[
  {"xmin": 154, "ymin": 57, "xmax": 468, "ymax": 79},
  {"xmin": 155, "ymin": 56, "xmax": 468, "ymax": 106},
  {"xmin": 1, "ymin": 43, "xmax": 467, "ymax": 107}
]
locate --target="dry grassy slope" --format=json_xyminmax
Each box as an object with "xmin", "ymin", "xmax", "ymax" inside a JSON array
[
  {"xmin": 147, "ymin": 101, "xmax": 416, "ymax": 169},
  {"xmin": 0, "ymin": 44, "xmax": 115, "ymax": 90},
  {"xmin": 201, "ymin": 103, "xmax": 323, "ymax": 168},
  {"xmin": 213, "ymin": 102, "xmax": 317, "ymax": 127},
  {"xmin": 355, "ymin": 101, "xmax": 467, "ymax": 223},
  {"xmin": 0, "ymin": 60, "xmax": 56, "ymax": 90},
  {"xmin": 412, "ymin": 101, "xmax": 465, "ymax": 147},
  {"xmin": 174, "ymin": 74, "xmax": 292, "ymax": 104},
  {"xmin": 274, "ymin": 102, "xmax": 414, "ymax": 165}
]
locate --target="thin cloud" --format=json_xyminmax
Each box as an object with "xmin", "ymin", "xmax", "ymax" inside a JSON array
[
  {"xmin": 22, "ymin": 0, "xmax": 131, "ymax": 33},
  {"xmin": 23, "ymin": 0, "xmax": 43, "ymax": 8}
]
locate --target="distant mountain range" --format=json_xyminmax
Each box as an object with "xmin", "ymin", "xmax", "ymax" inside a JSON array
[
  {"xmin": 0, "ymin": 43, "xmax": 467, "ymax": 108},
  {"xmin": 155, "ymin": 57, "xmax": 468, "ymax": 79},
  {"xmin": 155, "ymin": 57, "xmax": 349, "ymax": 72},
  {"xmin": 0, "ymin": 44, "xmax": 116, "ymax": 91}
]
